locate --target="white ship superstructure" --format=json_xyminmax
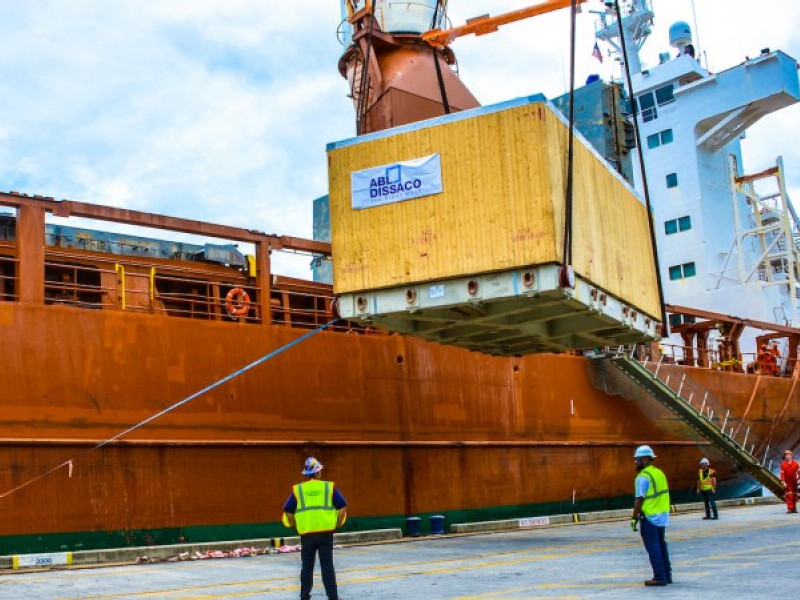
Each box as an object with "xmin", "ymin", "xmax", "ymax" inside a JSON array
[{"xmin": 595, "ymin": 0, "xmax": 800, "ymax": 349}]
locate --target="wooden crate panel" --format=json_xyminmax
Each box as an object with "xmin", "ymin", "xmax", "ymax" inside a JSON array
[{"xmin": 328, "ymin": 95, "xmax": 659, "ymax": 319}]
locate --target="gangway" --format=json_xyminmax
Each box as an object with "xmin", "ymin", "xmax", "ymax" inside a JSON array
[{"xmin": 592, "ymin": 350, "xmax": 784, "ymax": 497}]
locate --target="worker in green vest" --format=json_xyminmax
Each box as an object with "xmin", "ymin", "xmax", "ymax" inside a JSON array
[
  {"xmin": 697, "ymin": 457, "xmax": 718, "ymax": 519},
  {"xmin": 282, "ymin": 457, "xmax": 348, "ymax": 600},
  {"xmin": 630, "ymin": 445, "xmax": 672, "ymax": 586}
]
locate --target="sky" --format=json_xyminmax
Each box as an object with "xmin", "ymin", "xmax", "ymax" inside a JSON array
[{"xmin": 1, "ymin": 0, "xmax": 798, "ymax": 276}]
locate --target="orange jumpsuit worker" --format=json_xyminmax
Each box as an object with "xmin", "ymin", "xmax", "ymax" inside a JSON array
[
  {"xmin": 771, "ymin": 342, "xmax": 782, "ymax": 375},
  {"xmin": 759, "ymin": 344, "xmax": 775, "ymax": 375},
  {"xmin": 780, "ymin": 450, "xmax": 799, "ymax": 513}
]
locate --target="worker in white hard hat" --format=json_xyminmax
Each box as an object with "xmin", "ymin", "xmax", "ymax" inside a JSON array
[
  {"xmin": 697, "ymin": 458, "xmax": 718, "ymax": 519},
  {"xmin": 282, "ymin": 457, "xmax": 348, "ymax": 600},
  {"xmin": 631, "ymin": 445, "xmax": 673, "ymax": 586}
]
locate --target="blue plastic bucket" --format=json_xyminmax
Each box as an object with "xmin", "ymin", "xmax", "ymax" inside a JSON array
[
  {"xmin": 430, "ymin": 515, "xmax": 445, "ymax": 535},
  {"xmin": 405, "ymin": 516, "xmax": 421, "ymax": 537}
]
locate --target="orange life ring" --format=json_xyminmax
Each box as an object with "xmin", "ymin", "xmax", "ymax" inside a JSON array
[{"xmin": 225, "ymin": 287, "xmax": 251, "ymax": 317}]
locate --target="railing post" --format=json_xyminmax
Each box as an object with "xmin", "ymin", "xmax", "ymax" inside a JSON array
[
  {"xmin": 742, "ymin": 427, "xmax": 749, "ymax": 450},
  {"xmin": 721, "ymin": 409, "xmax": 730, "ymax": 433},
  {"xmin": 654, "ymin": 354, "xmax": 665, "ymax": 378},
  {"xmin": 677, "ymin": 373, "xmax": 686, "ymax": 397}
]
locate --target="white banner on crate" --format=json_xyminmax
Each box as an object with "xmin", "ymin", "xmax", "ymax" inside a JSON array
[{"xmin": 351, "ymin": 154, "xmax": 443, "ymax": 209}]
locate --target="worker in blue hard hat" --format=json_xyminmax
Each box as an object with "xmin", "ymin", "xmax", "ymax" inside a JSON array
[
  {"xmin": 630, "ymin": 445, "xmax": 673, "ymax": 586},
  {"xmin": 282, "ymin": 457, "xmax": 348, "ymax": 600},
  {"xmin": 697, "ymin": 458, "xmax": 718, "ymax": 520}
]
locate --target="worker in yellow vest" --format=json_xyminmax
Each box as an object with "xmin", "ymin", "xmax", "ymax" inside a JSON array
[
  {"xmin": 697, "ymin": 458, "xmax": 719, "ymax": 520},
  {"xmin": 282, "ymin": 457, "xmax": 348, "ymax": 600},
  {"xmin": 630, "ymin": 445, "xmax": 672, "ymax": 586}
]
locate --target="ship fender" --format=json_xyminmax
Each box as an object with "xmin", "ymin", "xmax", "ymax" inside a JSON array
[{"xmin": 225, "ymin": 287, "xmax": 251, "ymax": 317}]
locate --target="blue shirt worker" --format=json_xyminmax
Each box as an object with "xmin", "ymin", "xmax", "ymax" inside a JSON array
[
  {"xmin": 283, "ymin": 457, "xmax": 347, "ymax": 600},
  {"xmin": 630, "ymin": 445, "xmax": 672, "ymax": 586},
  {"xmin": 697, "ymin": 458, "xmax": 719, "ymax": 520}
]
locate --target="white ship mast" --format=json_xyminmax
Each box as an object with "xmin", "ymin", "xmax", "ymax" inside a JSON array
[{"xmin": 593, "ymin": 0, "xmax": 654, "ymax": 76}]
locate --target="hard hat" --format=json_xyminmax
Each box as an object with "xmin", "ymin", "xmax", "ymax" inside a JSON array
[
  {"xmin": 700, "ymin": 457, "xmax": 709, "ymax": 464},
  {"xmin": 634, "ymin": 445, "xmax": 656, "ymax": 459},
  {"xmin": 302, "ymin": 457, "xmax": 324, "ymax": 475}
]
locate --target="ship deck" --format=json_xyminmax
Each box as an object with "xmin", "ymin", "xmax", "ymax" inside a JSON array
[{"xmin": 4, "ymin": 503, "xmax": 798, "ymax": 599}]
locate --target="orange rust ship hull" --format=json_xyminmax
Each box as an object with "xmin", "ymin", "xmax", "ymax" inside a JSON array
[{"xmin": 2, "ymin": 301, "xmax": 798, "ymax": 553}]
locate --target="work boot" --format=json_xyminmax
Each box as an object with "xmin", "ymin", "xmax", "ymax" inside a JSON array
[
  {"xmin": 644, "ymin": 579, "xmax": 667, "ymax": 586},
  {"xmin": 702, "ymin": 516, "xmax": 711, "ymax": 520}
]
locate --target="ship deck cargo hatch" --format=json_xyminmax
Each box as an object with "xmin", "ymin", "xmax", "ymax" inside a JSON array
[{"xmin": 327, "ymin": 95, "xmax": 661, "ymax": 356}]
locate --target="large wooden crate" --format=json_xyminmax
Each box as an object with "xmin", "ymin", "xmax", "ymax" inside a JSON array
[{"xmin": 327, "ymin": 95, "xmax": 661, "ymax": 354}]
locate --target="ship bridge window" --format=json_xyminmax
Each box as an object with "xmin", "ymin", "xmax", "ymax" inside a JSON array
[
  {"xmin": 666, "ymin": 172, "xmax": 679, "ymax": 188},
  {"xmin": 655, "ymin": 84, "xmax": 675, "ymax": 105},
  {"xmin": 668, "ymin": 262, "xmax": 696, "ymax": 280},
  {"xmin": 647, "ymin": 128, "xmax": 674, "ymax": 149},
  {"xmin": 665, "ymin": 215, "xmax": 692, "ymax": 235},
  {"xmin": 637, "ymin": 92, "xmax": 657, "ymax": 122},
  {"xmin": 636, "ymin": 85, "xmax": 675, "ymax": 122}
]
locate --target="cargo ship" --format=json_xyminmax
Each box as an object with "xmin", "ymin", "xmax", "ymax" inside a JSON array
[{"xmin": 1, "ymin": 0, "xmax": 799, "ymax": 555}]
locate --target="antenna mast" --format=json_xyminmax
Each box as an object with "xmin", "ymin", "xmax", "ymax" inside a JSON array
[{"xmin": 593, "ymin": 0, "xmax": 654, "ymax": 76}]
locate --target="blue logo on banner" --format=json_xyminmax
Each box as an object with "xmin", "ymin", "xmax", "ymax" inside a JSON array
[{"xmin": 386, "ymin": 165, "xmax": 401, "ymax": 184}]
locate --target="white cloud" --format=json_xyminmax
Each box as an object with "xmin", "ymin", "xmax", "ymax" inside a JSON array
[{"xmin": 1, "ymin": 0, "xmax": 799, "ymax": 277}]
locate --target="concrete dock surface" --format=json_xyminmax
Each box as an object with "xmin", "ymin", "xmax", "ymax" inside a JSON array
[{"xmin": 1, "ymin": 504, "xmax": 798, "ymax": 599}]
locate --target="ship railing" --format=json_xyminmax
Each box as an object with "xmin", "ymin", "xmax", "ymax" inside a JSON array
[
  {"xmin": 638, "ymin": 342, "xmax": 786, "ymax": 376},
  {"xmin": 610, "ymin": 346, "xmax": 777, "ymax": 471},
  {"xmin": 36, "ymin": 248, "xmax": 381, "ymax": 333},
  {"xmin": 149, "ymin": 271, "xmax": 261, "ymax": 323},
  {"xmin": 0, "ymin": 253, "xmax": 17, "ymax": 302},
  {"xmin": 43, "ymin": 259, "xmax": 111, "ymax": 309}
]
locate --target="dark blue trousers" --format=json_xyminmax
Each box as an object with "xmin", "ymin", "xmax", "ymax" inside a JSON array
[
  {"xmin": 639, "ymin": 516, "xmax": 671, "ymax": 582},
  {"xmin": 300, "ymin": 532, "xmax": 338, "ymax": 600},
  {"xmin": 701, "ymin": 490, "xmax": 718, "ymax": 518}
]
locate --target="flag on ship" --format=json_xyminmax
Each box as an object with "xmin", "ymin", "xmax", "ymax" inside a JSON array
[{"xmin": 592, "ymin": 42, "xmax": 603, "ymax": 63}]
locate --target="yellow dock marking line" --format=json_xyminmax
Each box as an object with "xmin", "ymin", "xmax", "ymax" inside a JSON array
[{"xmin": 48, "ymin": 518, "xmax": 795, "ymax": 600}]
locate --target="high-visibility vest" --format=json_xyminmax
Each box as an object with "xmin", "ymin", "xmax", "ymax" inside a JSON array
[
  {"xmin": 291, "ymin": 480, "xmax": 339, "ymax": 535},
  {"xmin": 698, "ymin": 468, "xmax": 715, "ymax": 491},
  {"xmin": 637, "ymin": 465, "xmax": 670, "ymax": 516}
]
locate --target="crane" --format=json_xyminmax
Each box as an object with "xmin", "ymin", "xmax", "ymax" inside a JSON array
[{"xmin": 422, "ymin": 0, "xmax": 588, "ymax": 47}]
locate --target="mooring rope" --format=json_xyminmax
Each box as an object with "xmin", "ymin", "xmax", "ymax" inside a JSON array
[{"xmin": 0, "ymin": 318, "xmax": 339, "ymax": 499}]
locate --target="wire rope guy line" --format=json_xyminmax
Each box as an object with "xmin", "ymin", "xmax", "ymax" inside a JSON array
[{"xmin": 0, "ymin": 319, "xmax": 340, "ymax": 500}]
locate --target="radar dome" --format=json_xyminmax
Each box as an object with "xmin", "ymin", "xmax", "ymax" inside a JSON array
[{"xmin": 669, "ymin": 21, "xmax": 692, "ymax": 49}]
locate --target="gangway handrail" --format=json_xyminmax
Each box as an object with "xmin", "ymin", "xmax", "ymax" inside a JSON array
[{"xmin": 593, "ymin": 349, "xmax": 784, "ymax": 497}]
